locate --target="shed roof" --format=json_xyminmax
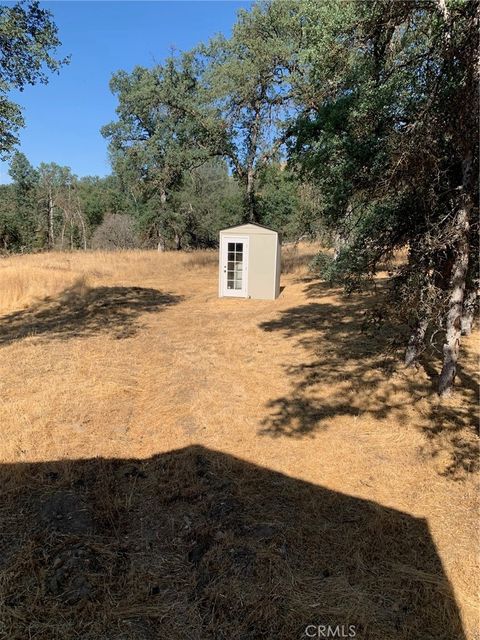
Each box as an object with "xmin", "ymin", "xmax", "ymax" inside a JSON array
[{"xmin": 219, "ymin": 222, "xmax": 278, "ymax": 234}]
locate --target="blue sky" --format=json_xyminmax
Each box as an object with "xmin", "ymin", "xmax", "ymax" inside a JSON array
[{"xmin": 0, "ymin": 1, "xmax": 249, "ymax": 183}]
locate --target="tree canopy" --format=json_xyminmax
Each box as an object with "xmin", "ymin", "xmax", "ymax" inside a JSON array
[
  {"xmin": 0, "ymin": 0, "xmax": 68, "ymax": 154},
  {"xmin": 285, "ymin": 0, "xmax": 478, "ymax": 394}
]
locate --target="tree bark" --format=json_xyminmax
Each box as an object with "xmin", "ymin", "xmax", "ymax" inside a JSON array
[
  {"xmin": 60, "ymin": 221, "xmax": 66, "ymax": 250},
  {"xmin": 333, "ymin": 205, "xmax": 353, "ymax": 260},
  {"xmin": 157, "ymin": 231, "xmax": 165, "ymax": 252},
  {"xmin": 246, "ymin": 168, "xmax": 255, "ymax": 222},
  {"xmin": 438, "ymin": 155, "xmax": 472, "ymax": 395},
  {"xmin": 405, "ymin": 317, "xmax": 429, "ymax": 367},
  {"xmin": 333, "ymin": 232, "xmax": 343, "ymax": 261},
  {"xmin": 461, "ymin": 288, "xmax": 477, "ymax": 336},
  {"xmin": 79, "ymin": 214, "xmax": 87, "ymax": 251},
  {"xmin": 243, "ymin": 105, "xmax": 261, "ymax": 223},
  {"xmin": 436, "ymin": 0, "xmax": 450, "ymax": 22},
  {"xmin": 157, "ymin": 189, "xmax": 167, "ymax": 251},
  {"xmin": 48, "ymin": 190, "xmax": 55, "ymax": 249}
]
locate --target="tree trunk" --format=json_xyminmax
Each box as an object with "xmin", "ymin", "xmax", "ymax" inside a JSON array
[
  {"xmin": 48, "ymin": 191, "xmax": 55, "ymax": 249},
  {"xmin": 436, "ymin": 0, "xmax": 450, "ymax": 21},
  {"xmin": 60, "ymin": 221, "xmax": 66, "ymax": 250},
  {"xmin": 79, "ymin": 215, "xmax": 87, "ymax": 250},
  {"xmin": 333, "ymin": 204, "xmax": 352, "ymax": 260},
  {"xmin": 246, "ymin": 168, "xmax": 255, "ymax": 222},
  {"xmin": 405, "ymin": 317, "xmax": 429, "ymax": 367},
  {"xmin": 244, "ymin": 105, "xmax": 261, "ymax": 223},
  {"xmin": 333, "ymin": 232, "xmax": 343, "ymax": 261},
  {"xmin": 438, "ymin": 156, "xmax": 472, "ymax": 395},
  {"xmin": 157, "ymin": 231, "xmax": 165, "ymax": 252},
  {"xmin": 461, "ymin": 288, "xmax": 477, "ymax": 336}
]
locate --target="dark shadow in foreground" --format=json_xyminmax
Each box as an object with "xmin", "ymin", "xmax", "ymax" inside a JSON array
[
  {"xmin": 0, "ymin": 446, "xmax": 464, "ymax": 639},
  {"xmin": 0, "ymin": 284, "xmax": 182, "ymax": 345}
]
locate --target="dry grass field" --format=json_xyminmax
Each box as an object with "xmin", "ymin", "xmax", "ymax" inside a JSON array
[{"xmin": 0, "ymin": 245, "xmax": 478, "ymax": 639}]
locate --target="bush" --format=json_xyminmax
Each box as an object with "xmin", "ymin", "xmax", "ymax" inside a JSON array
[
  {"xmin": 309, "ymin": 250, "xmax": 334, "ymax": 277},
  {"xmin": 91, "ymin": 214, "xmax": 139, "ymax": 250}
]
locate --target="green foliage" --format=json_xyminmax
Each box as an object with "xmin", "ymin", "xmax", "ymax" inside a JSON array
[
  {"xmin": 169, "ymin": 159, "xmax": 243, "ymax": 248},
  {"xmin": 0, "ymin": 1, "xmax": 69, "ymax": 155},
  {"xmin": 309, "ymin": 250, "xmax": 334, "ymax": 279},
  {"xmin": 256, "ymin": 163, "xmax": 323, "ymax": 241},
  {"xmin": 197, "ymin": 3, "xmax": 298, "ymax": 220},
  {"xmin": 76, "ymin": 175, "xmax": 127, "ymax": 227},
  {"xmin": 1, "ymin": 0, "xmax": 475, "ymax": 392},
  {"xmin": 257, "ymin": 165, "xmax": 298, "ymax": 231},
  {"xmin": 102, "ymin": 1, "xmax": 306, "ymax": 224},
  {"xmin": 289, "ymin": 0, "xmax": 478, "ymax": 288},
  {"xmin": 102, "ymin": 57, "xmax": 219, "ymax": 198},
  {"xmin": 101, "ymin": 55, "xmax": 231, "ymax": 247},
  {"xmin": 6, "ymin": 151, "xmax": 38, "ymax": 248},
  {"xmin": 0, "ymin": 183, "xmax": 22, "ymax": 251},
  {"xmin": 283, "ymin": 0, "xmax": 478, "ymax": 390}
]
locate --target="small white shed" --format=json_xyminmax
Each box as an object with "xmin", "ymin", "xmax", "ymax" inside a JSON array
[{"xmin": 218, "ymin": 223, "xmax": 281, "ymax": 300}]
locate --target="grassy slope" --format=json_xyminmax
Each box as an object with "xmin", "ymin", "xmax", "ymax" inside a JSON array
[{"xmin": 0, "ymin": 246, "xmax": 477, "ymax": 639}]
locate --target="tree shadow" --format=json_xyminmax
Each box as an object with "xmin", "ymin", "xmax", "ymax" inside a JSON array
[
  {"xmin": 0, "ymin": 284, "xmax": 183, "ymax": 345},
  {"xmin": 258, "ymin": 279, "xmax": 478, "ymax": 476},
  {"xmin": 0, "ymin": 446, "xmax": 465, "ymax": 639},
  {"xmin": 417, "ymin": 356, "xmax": 479, "ymax": 478}
]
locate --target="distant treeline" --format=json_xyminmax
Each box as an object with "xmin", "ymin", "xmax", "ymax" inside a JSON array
[{"xmin": 0, "ymin": 155, "xmax": 323, "ymax": 252}]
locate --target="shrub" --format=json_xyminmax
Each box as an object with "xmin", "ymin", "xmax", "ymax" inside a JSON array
[{"xmin": 91, "ymin": 214, "xmax": 139, "ymax": 250}]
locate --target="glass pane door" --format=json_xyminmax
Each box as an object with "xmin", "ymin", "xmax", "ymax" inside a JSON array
[{"xmin": 226, "ymin": 241, "xmax": 243, "ymax": 290}]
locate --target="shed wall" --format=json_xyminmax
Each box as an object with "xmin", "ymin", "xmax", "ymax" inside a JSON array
[
  {"xmin": 275, "ymin": 236, "xmax": 281, "ymax": 298},
  {"xmin": 247, "ymin": 232, "xmax": 277, "ymax": 299}
]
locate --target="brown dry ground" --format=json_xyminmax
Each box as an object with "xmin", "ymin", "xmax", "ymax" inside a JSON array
[{"xmin": 0, "ymin": 246, "xmax": 478, "ymax": 640}]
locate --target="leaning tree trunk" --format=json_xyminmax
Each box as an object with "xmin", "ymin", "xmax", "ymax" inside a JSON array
[
  {"xmin": 405, "ymin": 317, "xmax": 429, "ymax": 367},
  {"xmin": 438, "ymin": 157, "xmax": 472, "ymax": 395}
]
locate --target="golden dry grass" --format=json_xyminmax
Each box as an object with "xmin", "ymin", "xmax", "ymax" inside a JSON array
[{"xmin": 0, "ymin": 244, "xmax": 478, "ymax": 639}]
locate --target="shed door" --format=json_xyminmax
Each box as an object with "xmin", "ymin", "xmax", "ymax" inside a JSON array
[{"xmin": 221, "ymin": 236, "xmax": 248, "ymax": 297}]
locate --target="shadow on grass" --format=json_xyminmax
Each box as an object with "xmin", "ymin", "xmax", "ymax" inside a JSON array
[
  {"xmin": 0, "ymin": 284, "xmax": 183, "ymax": 345},
  {"xmin": 259, "ymin": 278, "xmax": 478, "ymax": 477},
  {"xmin": 0, "ymin": 446, "xmax": 465, "ymax": 639},
  {"xmin": 418, "ymin": 355, "xmax": 479, "ymax": 478}
]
